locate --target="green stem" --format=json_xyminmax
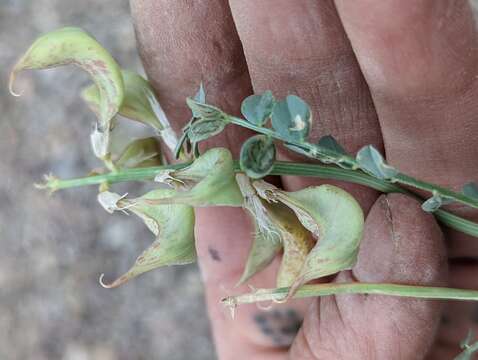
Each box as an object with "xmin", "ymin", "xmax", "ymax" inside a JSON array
[
  {"xmin": 228, "ymin": 116, "xmax": 478, "ymax": 210},
  {"xmin": 222, "ymin": 282, "xmax": 478, "ymax": 307},
  {"xmin": 39, "ymin": 161, "xmax": 478, "ymax": 238}
]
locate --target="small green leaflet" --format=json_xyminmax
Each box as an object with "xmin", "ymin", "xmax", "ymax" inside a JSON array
[
  {"xmin": 271, "ymin": 95, "xmax": 311, "ymax": 142},
  {"xmin": 188, "ymin": 118, "xmax": 226, "ymax": 143},
  {"xmin": 239, "ymin": 135, "xmax": 276, "ymax": 179},
  {"xmin": 318, "ymin": 135, "xmax": 347, "ymax": 155},
  {"xmin": 174, "ymin": 84, "xmax": 207, "ymax": 158},
  {"xmin": 421, "ymin": 193, "xmax": 453, "ymax": 213},
  {"xmin": 356, "ymin": 145, "xmax": 398, "ymax": 180},
  {"xmin": 241, "ymin": 90, "xmax": 275, "ymax": 126}
]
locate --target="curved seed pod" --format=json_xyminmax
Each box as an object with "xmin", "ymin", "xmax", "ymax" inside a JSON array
[
  {"xmin": 236, "ymin": 174, "xmax": 282, "ymax": 285},
  {"xmin": 100, "ymin": 189, "xmax": 196, "ymax": 288},
  {"xmin": 10, "ymin": 27, "xmax": 124, "ymax": 158},
  {"xmin": 115, "ymin": 137, "xmax": 162, "ymax": 169},
  {"xmin": 151, "ymin": 148, "xmax": 243, "ymax": 207},
  {"xmin": 254, "ymin": 181, "xmax": 364, "ymax": 294},
  {"xmin": 82, "ymin": 70, "xmax": 163, "ymax": 131}
]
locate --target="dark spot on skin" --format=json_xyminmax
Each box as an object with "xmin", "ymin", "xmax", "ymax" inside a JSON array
[
  {"xmin": 253, "ymin": 314, "xmax": 267, "ymax": 324},
  {"xmin": 253, "ymin": 308, "xmax": 303, "ymax": 347},
  {"xmin": 207, "ymin": 246, "xmax": 221, "ymax": 262},
  {"xmin": 280, "ymin": 323, "xmax": 302, "ymax": 336},
  {"xmin": 441, "ymin": 314, "xmax": 451, "ymax": 325}
]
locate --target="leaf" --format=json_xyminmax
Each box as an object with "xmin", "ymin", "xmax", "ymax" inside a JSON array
[
  {"xmin": 10, "ymin": 27, "xmax": 124, "ymax": 158},
  {"xmin": 82, "ymin": 70, "xmax": 161, "ymax": 130},
  {"xmin": 100, "ymin": 189, "xmax": 196, "ymax": 288},
  {"xmin": 150, "ymin": 148, "xmax": 243, "ymax": 207},
  {"xmin": 463, "ymin": 182, "xmax": 478, "ymax": 199},
  {"xmin": 188, "ymin": 118, "xmax": 226, "ymax": 143},
  {"xmin": 187, "ymin": 99, "xmax": 227, "ymax": 123},
  {"xmin": 421, "ymin": 193, "xmax": 454, "ymax": 213},
  {"xmin": 172, "ymin": 84, "xmax": 207, "ymax": 159},
  {"xmin": 318, "ymin": 135, "xmax": 347, "ymax": 155},
  {"xmin": 271, "ymin": 95, "xmax": 311, "ymax": 142},
  {"xmin": 241, "ymin": 90, "xmax": 275, "ymax": 126},
  {"xmin": 235, "ymin": 174, "xmax": 282, "ymax": 285},
  {"xmin": 254, "ymin": 181, "xmax": 364, "ymax": 294},
  {"xmin": 356, "ymin": 145, "xmax": 398, "ymax": 180},
  {"xmin": 240, "ymin": 135, "xmax": 276, "ymax": 179},
  {"xmin": 115, "ymin": 137, "xmax": 162, "ymax": 169}
]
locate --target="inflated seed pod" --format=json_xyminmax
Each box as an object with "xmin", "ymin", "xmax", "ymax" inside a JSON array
[{"xmin": 10, "ymin": 27, "xmax": 124, "ymax": 158}]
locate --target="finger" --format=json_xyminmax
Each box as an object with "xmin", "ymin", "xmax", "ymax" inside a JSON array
[
  {"xmin": 131, "ymin": 2, "xmax": 286, "ymax": 358},
  {"xmin": 228, "ymin": 0, "xmax": 382, "ymax": 211},
  {"xmin": 334, "ymin": 0, "xmax": 478, "ymax": 255},
  {"xmin": 130, "ymin": 0, "xmax": 252, "ymax": 156},
  {"xmin": 290, "ymin": 194, "xmax": 447, "ymax": 359}
]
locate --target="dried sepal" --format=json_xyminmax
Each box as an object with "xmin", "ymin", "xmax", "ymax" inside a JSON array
[
  {"xmin": 236, "ymin": 174, "xmax": 282, "ymax": 285},
  {"xmin": 114, "ymin": 137, "xmax": 162, "ymax": 169},
  {"xmin": 147, "ymin": 148, "xmax": 243, "ymax": 207},
  {"xmin": 10, "ymin": 27, "xmax": 124, "ymax": 158},
  {"xmin": 97, "ymin": 191, "xmax": 129, "ymax": 214},
  {"xmin": 100, "ymin": 189, "xmax": 196, "ymax": 288}
]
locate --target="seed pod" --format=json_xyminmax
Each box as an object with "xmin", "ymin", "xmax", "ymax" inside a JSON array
[
  {"xmin": 82, "ymin": 70, "xmax": 163, "ymax": 131},
  {"xmin": 115, "ymin": 137, "xmax": 162, "ymax": 169},
  {"xmin": 99, "ymin": 189, "xmax": 196, "ymax": 288},
  {"xmin": 150, "ymin": 148, "xmax": 243, "ymax": 207},
  {"xmin": 10, "ymin": 27, "xmax": 124, "ymax": 158},
  {"xmin": 254, "ymin": 181, "xmax": 364, "ymax": 295}
]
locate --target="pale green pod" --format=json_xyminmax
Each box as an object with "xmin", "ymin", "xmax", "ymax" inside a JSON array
[
  {"xmin": 100, "ymin": 189, "xmax": 196, "ymax": 288},
  {"xmin": 81, "ymin": 69, "xmax": 163, "ymax": 131},
  {"xmin": 115, "ymin": 137, "xmax": 162, "ymax": 169},
  {"xmin": 254, "ymin": 182, "xmax": 364, "ymax": 293},
  {"xmin": 10, "ymin": 27, "xmax": 124, "ymax": 158},
  {"xmin": 235, "ymin": 174, "xmax": 282, "ymax": 285},
  {"xmin": 151, "ymin": 148, "xmax": 243, "ymax": 207}
]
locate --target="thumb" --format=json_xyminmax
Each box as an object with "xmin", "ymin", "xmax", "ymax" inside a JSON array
[{"xmin": 290, "ymin": 193, "xmax": 448, "ymax": 359}]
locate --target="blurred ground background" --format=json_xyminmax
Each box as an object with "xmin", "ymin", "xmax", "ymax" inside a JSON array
[{"xmin": 0, "ymin": 1, "xmax": 215, "ymax": 359}]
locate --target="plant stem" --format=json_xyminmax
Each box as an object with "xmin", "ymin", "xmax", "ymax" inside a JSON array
[
  {"xmin": 228, "ymin": 116, "xmax": 478, "ymax": 210},
  {"xmin": 222, "ymin": 282, "xmax": 478, "ymax": 308},
  {"xmin": 39, "ymin": 161, "xmax": 478, "ymax": 238}
]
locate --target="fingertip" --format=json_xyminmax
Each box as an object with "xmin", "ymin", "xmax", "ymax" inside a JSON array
[{"xmin": 354, "ymin": 193, "xmax": 448, "ymax": 285}]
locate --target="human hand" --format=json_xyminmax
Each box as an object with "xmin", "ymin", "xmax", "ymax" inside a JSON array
[{"xmin": 130, "ymin": 1, "xmax": 478, "ymax": 358}]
